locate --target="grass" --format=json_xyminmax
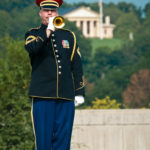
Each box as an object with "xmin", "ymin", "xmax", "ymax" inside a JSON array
[{"xmin": 89, "ymin": 38, "xmax": 124, "ymax": 55}]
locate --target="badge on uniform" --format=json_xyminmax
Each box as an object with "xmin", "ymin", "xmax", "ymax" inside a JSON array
[{"xmin": 62, "ymin": 40, "xmax": 70, "ymax": 48}]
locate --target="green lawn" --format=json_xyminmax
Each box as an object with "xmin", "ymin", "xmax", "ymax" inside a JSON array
[{"xmin": 89, "ymin": 38, "xmax": 124, "ymax": 55}]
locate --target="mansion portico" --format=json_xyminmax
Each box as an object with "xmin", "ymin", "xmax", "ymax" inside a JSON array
[{"xmin": 62, "ymin": 6, "xmax": 115, "ymax": 39}]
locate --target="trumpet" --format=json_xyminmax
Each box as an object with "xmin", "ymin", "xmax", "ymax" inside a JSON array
[{"xmin": 53, "ymin": 16, "xmax": 65, "ymax": 29}]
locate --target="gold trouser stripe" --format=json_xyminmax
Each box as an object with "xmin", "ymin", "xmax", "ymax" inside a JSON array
[
  {"xmin": 31, "ymin": 98, "xmax": 37, "ymax": 150},
  {"xmin": 70, "ymin": 32, "xmax": 76, "ymax": 61}
]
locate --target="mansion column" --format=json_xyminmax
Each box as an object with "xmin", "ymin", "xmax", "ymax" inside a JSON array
[
  {"xmin": 90, "ymin": 20, "xmax": 94, "ymax": 38},
  {"xmin": 97, "ymin": 19, "xmax": 100, "ymax": 38},
  {"xmin": 76, "ymin": 20, "xmax": 80, "ymax": 28},
  {"xmin": 83, "ymin": 20, "xmax": 87, "ymax": 37}
]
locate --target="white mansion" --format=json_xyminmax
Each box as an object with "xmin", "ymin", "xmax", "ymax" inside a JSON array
[{"xmin": 61, "ymin": 6, "xmax": 115, "ymax": 39}]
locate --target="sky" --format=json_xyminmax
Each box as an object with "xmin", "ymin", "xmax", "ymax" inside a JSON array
[{"xmin": 65, "ymin": 0, "xmax": 150, "ymax": 8}]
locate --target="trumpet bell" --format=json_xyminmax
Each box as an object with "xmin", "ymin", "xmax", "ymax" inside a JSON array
[{"xmin": 53, "ymin": 16, "xmax": 65, "ymax": 29}]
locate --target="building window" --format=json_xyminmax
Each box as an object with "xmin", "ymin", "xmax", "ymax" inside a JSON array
[
  {"xmin": 94, "ymin": 21, "xmax": 97, "ymax": 28},
  {"xmin": 87, "ymin": 21, "xmax": 90, "ymax": 34},
  {"xmin": 80, "ymin": 21, "xmax": 83, "ymax": 32}
]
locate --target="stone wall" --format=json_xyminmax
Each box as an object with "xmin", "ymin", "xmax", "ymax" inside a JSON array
[{"xmin": 71, "ymin": 109, "xmax": 150, "ymax": 150}]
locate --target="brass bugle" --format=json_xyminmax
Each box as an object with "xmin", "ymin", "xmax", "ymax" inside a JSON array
[{"xmin": 53, "ymin": 16, "xmax": 65, "ymax": 29}]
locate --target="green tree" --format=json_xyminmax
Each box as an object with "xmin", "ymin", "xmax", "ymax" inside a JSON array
[
  {"xmin": 134, "ymin": 12, "xmax": 150, "ymax": 53},
  {"xmin": 117, "ymin": 2, "xmax": 142, "ymax": 19},
  {"xmin": 8, "ymin": 5, "xmax": 40, "ymax": 39},
  {"xmin": 91, "ymin": 68, "xmax": 132, "ymax": 100},
  {"xmin": 104, "ymin": 3, "xmax": 124, "ymax": 24},
  {"xmin": 0, "ymin": 0, "xmax": 34, "ymax": 11},
  {"xmin": 0, "ymin": 36, "xmax": 34, "ymax": 149},
  {"xmin": 114, "ymin": 12, "xmax": 140, "ymax": 39},
  {"xmin": 117, "ymin": 2, "xmax": 136, "ymax": 13},
  {"xmin": 88, "ymin": 96, "xmax": 122, "ymax": 109},
  {"xmin": 0, "ymin": 11, "xmax": 11, "ymax": 38},
  {"xmin": 87, "ymin": 47, "xmax": 110, "ymax": 82},
  {"xmin": 144, "ymin": 2, "xmax": 150, "ymax": 18}
]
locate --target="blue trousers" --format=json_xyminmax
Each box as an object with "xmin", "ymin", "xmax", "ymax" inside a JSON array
[{"xmin": 31, "ymin": 98, "xmax": 75, "ymax": 150}]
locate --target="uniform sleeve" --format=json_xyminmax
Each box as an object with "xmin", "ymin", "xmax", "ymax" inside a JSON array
[
  {"xmin": 24, "ymin": 29, "xmax": 48, "ymax": 55},
  {"xmin": 71, "ymin": 32, "xmax": 85, "ymax": 97}
]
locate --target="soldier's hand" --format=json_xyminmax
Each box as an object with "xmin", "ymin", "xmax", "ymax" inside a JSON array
[
  {"xmin": 46, "ymin": 16, "xmax": 55, "ymax": 38},
  {"xmin": 75, "ymin": 96, "xmax": 85, "ymax": 107},
  {"xmin": 47, "ymin": 16, "xmax": 55, "ymax": 31}
]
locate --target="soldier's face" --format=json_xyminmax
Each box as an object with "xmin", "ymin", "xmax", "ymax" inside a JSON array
[{"xmin": 39, "ymin": 9, "xmax": 58, "ymax": 25}]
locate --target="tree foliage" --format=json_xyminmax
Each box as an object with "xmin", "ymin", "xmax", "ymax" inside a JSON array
[
  {"xmin": 144, "ymin": 2, "xmax": 150, "ymax": 18},
  {"xmin": 84, "ymin": 2, "xmax": 150, "ymax": 108},
  {"xmin": 88, "ymin": 96, "xmax": 122, "ymax": 109},
  {"xmin": 123, "ymin": 69, "xmax": 150, "ymax": 108},
  {"xmin": 0, "ymin": 36, "xmax": 34, "ymax": 149},
  {"xmin": 0, "ymin": 11, "xmax": 11, "ymax": 37},
  {"xmin": 114, "ymin": 12, "xmax": 140, "ymax": 39}
]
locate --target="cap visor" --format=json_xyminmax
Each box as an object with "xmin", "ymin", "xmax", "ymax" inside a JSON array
[{"xmin": 40, "ymin": 5, "xmax": 58, "ymax": 10}]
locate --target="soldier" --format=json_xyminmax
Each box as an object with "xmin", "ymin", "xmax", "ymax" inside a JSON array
[{"xmin": 24, "ymin": 0, "xmax": 85, "ymax": 149}]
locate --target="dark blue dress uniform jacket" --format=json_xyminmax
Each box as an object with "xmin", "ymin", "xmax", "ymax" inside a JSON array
[{"xmin": 25, "ymin": 24, "xmax": 85, "ymax": 101}]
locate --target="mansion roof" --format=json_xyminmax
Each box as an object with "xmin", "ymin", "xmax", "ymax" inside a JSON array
[{"xmin": 59, "ymin": 6, "xmax": 100, "ymax": 18}]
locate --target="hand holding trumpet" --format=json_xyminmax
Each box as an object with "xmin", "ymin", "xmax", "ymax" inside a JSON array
[{"xmin": 46, "ymin": 16, "xmax": 65, "ymax": 38}]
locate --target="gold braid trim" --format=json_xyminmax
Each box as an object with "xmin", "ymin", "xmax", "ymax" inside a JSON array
[
  {"xmin": 31, "ymin": 98, "xmax": 37, "ymax": 150},
  {"xmin": 40, "ymin": 0, "xmax": 59, "ymax": 7},
  {"xmin": 25, "ymin": 36, "xmax": 44, "ymax": 45},
  {"xmin": 29, "ymin": 95, "xmax": 73, "ymax": 101},
  {"xmin": 40, "ymin": 3, "xmax": 58, "ymax": 7},
  {"xmin": 77, "ymin": 47, "xmax": 81, "ymax": 57},
  {"xmin": 70, "ymin": 32, "xmax": 76, "ymax": 61},
  {"xmin": 25, "ymin": 36, "xmax": 37, "ymax": 45}
]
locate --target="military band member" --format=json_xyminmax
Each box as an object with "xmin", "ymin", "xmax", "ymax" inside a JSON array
[{"xmin": 24, "ymin": 0, "xmax": 85, "ymax": 149}]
